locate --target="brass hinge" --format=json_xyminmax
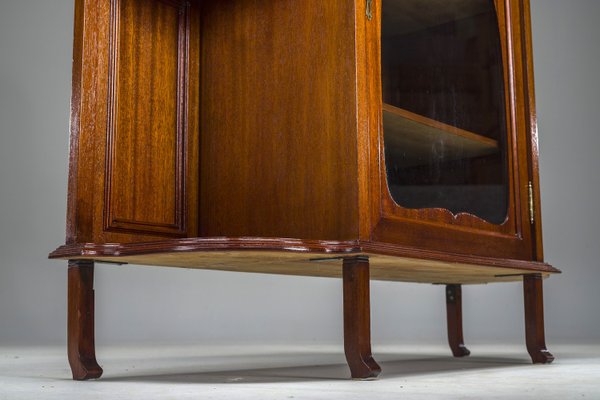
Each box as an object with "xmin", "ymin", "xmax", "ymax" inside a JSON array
[
  {"xmin": 366, "ymin": 0, "xmax": 373, "ymax": 20},
  {"xmin": 528, "ymin": 181, "xmax": 535, "ymax": 224}
]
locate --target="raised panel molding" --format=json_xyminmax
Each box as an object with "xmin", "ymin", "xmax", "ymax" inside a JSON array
[{"xmin": 104, "ymin": 0, "xmax": 190, "ymax": 237}]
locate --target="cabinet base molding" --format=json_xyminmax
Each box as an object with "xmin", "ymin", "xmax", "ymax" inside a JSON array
[{"xmin": 51, "ymin": 237, "xmax": 559, "ymax": 285}]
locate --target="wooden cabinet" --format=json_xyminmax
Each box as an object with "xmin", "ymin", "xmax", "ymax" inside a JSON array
[{"xmin": 51, "ymin": 0, "xmax": 559, "ymax": 380}]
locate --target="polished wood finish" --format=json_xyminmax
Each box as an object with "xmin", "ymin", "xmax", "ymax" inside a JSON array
[
  {"xmin": 198, "ymin": 0, "xmax": 358, "ymax": 240},
  {"xmin": 65, "ymin": 0, "xmax": 85, "ymax": 244},
  {"xmin": 104, "ymin": 0, "xmax": 191, "ymax": 237},
  {"xmin": 67, "ymin": 0, "xmax": 200, "ymax": 244},
  {"xmin": 53, "ymin": 0, "xmax": 556, "ymax": 380},
  {"xmin": 343, "ymin": 257, "xmax": 381, "ymax": 380},
  {"xmin": 523, "ymin": 274, "xmax": 554, "ymax": 364},
  {"xmin": 68, "ymin": 260, "xmax": 102, "ymax": 380},
  {"xmin": 521, "ymin": 0, "xmax": 546, "ymax": 261},
  {"xmin": 446, "ymin": 285, "xmax": 471, "ymax": 357},
  {"xmin": 50, "ymin": 238, "xmax": 560, "ymax": 284},
  {"xmin": 63, "ymin": 0, "xmax": 546, "ymax": 258}
]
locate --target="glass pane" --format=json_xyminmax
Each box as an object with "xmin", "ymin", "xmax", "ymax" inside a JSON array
[{"xmin": 381, "ymin": 0, "xmax": 509, "ymax": 224}]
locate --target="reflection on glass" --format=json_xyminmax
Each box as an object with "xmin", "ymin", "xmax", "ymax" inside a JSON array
[{"xmin": 382, "ymin": 0, "xmax": 509, "ymax": 224}]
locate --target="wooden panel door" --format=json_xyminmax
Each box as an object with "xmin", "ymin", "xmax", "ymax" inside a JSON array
[
  {"xmin": 104, "ymin": 0, "xmax": 190, "ymax": 236},
  {"xmin": 66, "ymin": 0, "xmax": 200, "ymax": 243}
]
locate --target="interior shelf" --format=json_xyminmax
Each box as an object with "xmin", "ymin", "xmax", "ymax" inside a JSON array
[
  {"xmin": 382, "ymin": 103, "xmax": 499, "ymax": 168},
  {"xmin": 382, "ymin": 0, "xmax": 490, "ymax": 37}
]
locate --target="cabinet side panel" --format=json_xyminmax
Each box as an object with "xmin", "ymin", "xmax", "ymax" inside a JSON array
[
  {"xmin": 67, "ymin": 0, "xmax": 200, "ymax": 244},
  {"xmin": 199, "ymin": 0, "xmax": 359, "ymax": 240},
  {"xmin": 519, "ymin": 0, "xmax": 544, "ymax": 261},
  {"xmin": 70, "ymin": 0, "xmax": 109, "ymax": 243},
  {"xmin": 66, "ymin": 0, "xmax": 86, "ymax": 243}
]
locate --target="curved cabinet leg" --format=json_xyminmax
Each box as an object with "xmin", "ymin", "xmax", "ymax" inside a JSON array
[
  {"xmin": 68, "ymin": 260, "xmax": 103, "ymax": 380},
  {"xmin": 446, "ymin": 284, "xmax": 470, "ymax": 357},
  {"xmin": 343, "ymin": 256, "xmax": 381, "ymax": 380},
  {"xmin": 523, "ymin": 274, "xmax": 554, "ymax": 364}
]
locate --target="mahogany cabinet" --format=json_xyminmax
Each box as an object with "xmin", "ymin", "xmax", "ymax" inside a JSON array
[{"xmin": 50, "ymin": 0, "xmax": 559, "ymax": 380}]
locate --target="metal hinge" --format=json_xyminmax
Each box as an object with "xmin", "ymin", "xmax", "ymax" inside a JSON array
[
  {"xmin": 366, "ymin": 0, "xmax": 373, "ymax": 20},
  {"xmin": 528, "ymin": 181, "xmax": 535, "ymax": 224}
]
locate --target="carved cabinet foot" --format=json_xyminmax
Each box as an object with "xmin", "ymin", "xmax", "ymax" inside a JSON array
[
  {"xmin": 342, "ymin": 256, "xmax": 381, "ymax": 380},
  {"xmin": 523, "ymin": 274, "xmax": 554, "ymax": 364},
  {"xmin": 446, "ymin": 284, "xmax": 471, "ymax": 357},
  {"xmin": 68, "ymin": 260, "xmax": 103, "ymax": 380}
]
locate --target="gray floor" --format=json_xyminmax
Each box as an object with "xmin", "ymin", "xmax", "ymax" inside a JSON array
[{"xmin": 1, "ymin": 344, "xmax": 598, "ymax": 399}]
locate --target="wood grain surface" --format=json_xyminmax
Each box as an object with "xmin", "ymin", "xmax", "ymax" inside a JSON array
[
  {"xmin": 198, "ymin": 0, "xmax": 359, "ymax": 240},
  {"xmin": 66, "ymin": 0, "xmax": 200, "ymax": 244},
  {"xmin": 60, "ymin": 0, "xmax": 549, "ymax": 263},
  {"xmin": 104, "ymin": 0, "xmax": 189, "ymax": 236}
]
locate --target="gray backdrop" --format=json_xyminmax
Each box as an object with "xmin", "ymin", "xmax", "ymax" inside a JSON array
[{"xmin": 1, "ymin": 0, "xmax": 598, "ymax": 347}]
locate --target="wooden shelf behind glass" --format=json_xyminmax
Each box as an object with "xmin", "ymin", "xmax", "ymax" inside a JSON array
[
  {"xmin": 382, "ymin": 0, "xmax": 490, "ymax": 37},
  {"xmin": 383, "ymin": 103, "xmax": 499, "ymax": 168}
]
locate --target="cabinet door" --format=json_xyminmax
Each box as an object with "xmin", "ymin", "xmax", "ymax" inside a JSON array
[
  {"xmin": 66, "ymin": 0, "xmax": 200, "ymax": 243},
  {"xmin": 365, "ymin": 0, "xmax": 540, "ymax": 260}
]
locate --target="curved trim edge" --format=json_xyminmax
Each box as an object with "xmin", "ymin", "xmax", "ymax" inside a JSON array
[{"xmin": 49, "ymin": 237, "xmax": 561, "ymax": 274}]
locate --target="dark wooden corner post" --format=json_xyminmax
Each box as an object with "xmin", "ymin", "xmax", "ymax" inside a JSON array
[
  {"xmin": 445, "ymin": 284, "xmax": 470, "ymax": 357},
  {"xmin": 342, "ymin": 256, "xmax": 381, "ymax": 379},
  {"xmin": 523, "ymin": 274, "xmax": 554, "ymax": 364},
  {"xmin": 68, "ymin": 260, "xmax": 103, "ymax": 380}
]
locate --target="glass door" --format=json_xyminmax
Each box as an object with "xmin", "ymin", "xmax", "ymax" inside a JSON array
[
  {"xmin": 372, "ymin": 0, "xmax": 535, "ymax": 260},
  {"xmin": 382, "ymin": 0, "xmax": 508, "ymax": 224}
]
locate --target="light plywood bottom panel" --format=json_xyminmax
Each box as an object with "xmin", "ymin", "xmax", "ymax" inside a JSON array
[{"xmin": 68, "ymin": 251, "xmax": 550, "ymax": 285}]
